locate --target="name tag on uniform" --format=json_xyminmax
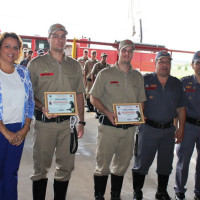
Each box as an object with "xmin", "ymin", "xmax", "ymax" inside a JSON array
[
  {"xmin": 40, "ymin": 73, "xmax": 54, "ymax": 76},
  {"xmin": 185, "ymin": 89, "xmax": 196, "ymax": 92},
  {"xmin": 146, "ymin": 87, "xmax": 156, "ymax": 90},
  {"xmin": 110, "ymin": 81, "xmax": 119, "ymax": 84},
  {"xmin": 145, "ymin": 84, "xmax": 157, "ymax": 90}
]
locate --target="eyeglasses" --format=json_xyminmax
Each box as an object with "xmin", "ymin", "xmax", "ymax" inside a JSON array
[
  {"xmin": 121, "ymin": 49, "xmax": 134, "ymax": 54},
  {"xmin": 51, "ymin": 34, "xmax": 66, "ymax": 39},
  {"xmin": 194, "ymin": 61, "xmax": 200, "ymax": 66},
  {"xmin": 157, "ymin": 61, "xmax": 171, "ymax": 65}
]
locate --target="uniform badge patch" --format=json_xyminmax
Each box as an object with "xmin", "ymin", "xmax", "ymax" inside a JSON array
[
  {"xmin": 110, "ymin": 81, "xmax": 119, "ymax": 84},
  {"xmin": 40, "ymin": 73, "xmax": 54, "ymax": 76},
  {"xmin": 146, "ymin": 84, "xmax": 157, "ymax": 90}
]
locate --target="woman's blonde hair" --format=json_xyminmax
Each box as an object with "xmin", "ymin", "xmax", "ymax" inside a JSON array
[{"xmin": 0, "ymin": 32, "xmax": 23, "ymax": 63}]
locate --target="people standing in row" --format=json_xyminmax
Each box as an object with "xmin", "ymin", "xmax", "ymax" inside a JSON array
[
  {"xmin": 20, "ymin": 49, "xmax": 33, "ymax": 67},
  {"xmin": 174, "ymin": 51, "xmax": 200, "ymax": 200},
  {"xmin": 91, "ymin": 52, "xmax": 111, "ymax": 119},
  {"xmin": 132, "ymin": 50, "xmax": 186, "ymax": 200},
  {"xmin": 28, "ymin": 23, "xmax": 85, "ymax": 200},
  {"xmin": 77, "ymin": 49, "xmax": 89, "ymax": 75},
  {"xmin": 84, "ymin": 50, "xmax": 98, "ymax": 112},
  {"xmin": 0, "ymin": 32, "xmax": 34, "ymax": 200},
  {"xmin": 90, "ymin": 39, "xmax": 146, "ymax": 200}
]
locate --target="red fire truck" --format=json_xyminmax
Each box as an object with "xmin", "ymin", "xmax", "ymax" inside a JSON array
[{"xmin": 19, "ymin": 35, "xmax": 194, "ymax": 72}]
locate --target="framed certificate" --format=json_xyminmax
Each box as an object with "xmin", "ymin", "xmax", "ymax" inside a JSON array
[
  {"xmin": 44, "ymin": 92, "xmax": 78, "ymax": 116},
  {"xmin": 113, "ymin": 103, "xmax": 145, "ymax": 124}
]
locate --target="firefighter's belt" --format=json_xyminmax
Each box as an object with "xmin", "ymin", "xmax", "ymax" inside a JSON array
[
  {"xmin": 186, "ymin": 117, "xmax": 200, "ymax": 126},
  {"xmin": 145, "ymin": 119, "xmax": 174, "ymax": 129},
  {"xmin": 34, "ymin": 109, "xmax": 70, "ymax": 123},
  {"xmin": 99, "ymin": 115, "xmax": 135, "ymax": 130}
]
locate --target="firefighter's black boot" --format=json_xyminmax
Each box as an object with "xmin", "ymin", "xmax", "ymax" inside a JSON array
[
  {"xmin": 32, "ymin": 178, "xmax": 48, "ymax": 200},
  {"xmin": 94, "ymin": 175, "xmax": 108, "ymax": 200},
  {"xmin": 155, "ymin": 174, "xmax": 172, "ymax": 200},
  {"xmin": 54, "ymin": 179, "xmax": 69, "ymax": 200},
  {"xmin": 110, "ymin": 173, "xmax": 124, "ymax": 200},
  {"xmin": 132, "ymin": 171, "xmax": 145, "ymax": 200}
]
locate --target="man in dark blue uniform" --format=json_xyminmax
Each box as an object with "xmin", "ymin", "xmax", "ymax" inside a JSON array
[
  {"xmin": 174, "ymin": 51, "xmax": 200, "ymax": 200},
  {"xmin": 132, "ymin": 50, "xmax": 186, "ymax": 200}
]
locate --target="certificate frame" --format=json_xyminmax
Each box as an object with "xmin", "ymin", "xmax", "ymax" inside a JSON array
[
  {"xmin": 44, "ymin": 92, "xmax": 78, "ymax": 116},
  {"xmin": 113, "ymin": 103, "xmax": 145, "ymax": 124}
]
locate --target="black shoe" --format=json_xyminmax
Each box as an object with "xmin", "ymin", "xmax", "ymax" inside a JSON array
[
  {"xmin": 111, "ymin": 191, "xmax": 121, "ymax": 200},
  {"xmin": 86, "ymin": 108, "xmax": 91, "ymax": 112},
  {"xmin": 155, "ymin": 191, "xmax": 172, "ymax": 200},
  {"xmin": 194, "ymin": 194, "xmax": 200, "ymax": 200},
  {"xmin": 175, "ymin": 192, "xmax": 185, "ymax": 200},
  {"xmin": 133, "ymin": 190, "xmax": 143, "ymax": 200},
  {"xmin": 90, "ymin": 107, "xmax": 94, "ymax": 112},
  {"xmin": 95, "ymin": 192, "xmax": 105, "ymax": 200},
  {"xmin": 95, "ymin": 113, "xmax": 99, "ymax": 119}
]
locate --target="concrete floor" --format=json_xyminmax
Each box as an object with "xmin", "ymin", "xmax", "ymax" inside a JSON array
[{"xmin": 18, "ymin": 112, "xmax": 197, "ymax": 200}]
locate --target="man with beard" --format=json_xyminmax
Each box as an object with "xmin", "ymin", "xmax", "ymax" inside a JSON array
[
  {"xmin": 90, "ymin": 39, "xmax": 146, "ymax": 200},
  {"xmin": 28, "ymin": 23, "xmax": 85, "ymax": 200}
]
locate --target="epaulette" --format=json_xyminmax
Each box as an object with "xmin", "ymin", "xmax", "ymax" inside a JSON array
[
  {"xmin": 180, "ymin": 75, "xmax": 192, "ymax": 81},
  {"xmin": 143, "ymin": 72, "xmax": 152, "ymax": 78}
]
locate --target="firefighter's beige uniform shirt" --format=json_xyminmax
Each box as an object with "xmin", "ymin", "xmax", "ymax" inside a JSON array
[
  {"xmin": 77, "ymin": 56, "xmax": 89, "ymax": 74},
  {"xmin": 91, "ymin": 62, "xmax": 111, "ymax": 78},
  {"xmin": 90, "ymin": 63, "xmax": 146, "ymax": 112},
  {"xmin": 84, "ymin": 59, "xmax": 98, "ymax": 98},
  {"xmin": 29, "ymin": 51, "xmax": 85, "ymax": 105},
  {"xmin": 84, "ymin": 59, "xmax": 98, "ymax": 80}
]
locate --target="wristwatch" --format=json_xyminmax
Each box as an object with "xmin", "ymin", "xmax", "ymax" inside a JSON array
[{"xmin": 78, "ymin": 121, "xmax": 86, "ymax": 126}]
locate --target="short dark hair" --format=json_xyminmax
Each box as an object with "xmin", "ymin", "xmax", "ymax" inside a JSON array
[{"xmin": 28, "ymin": 50, "xmax": 33, "ymax": 54}]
